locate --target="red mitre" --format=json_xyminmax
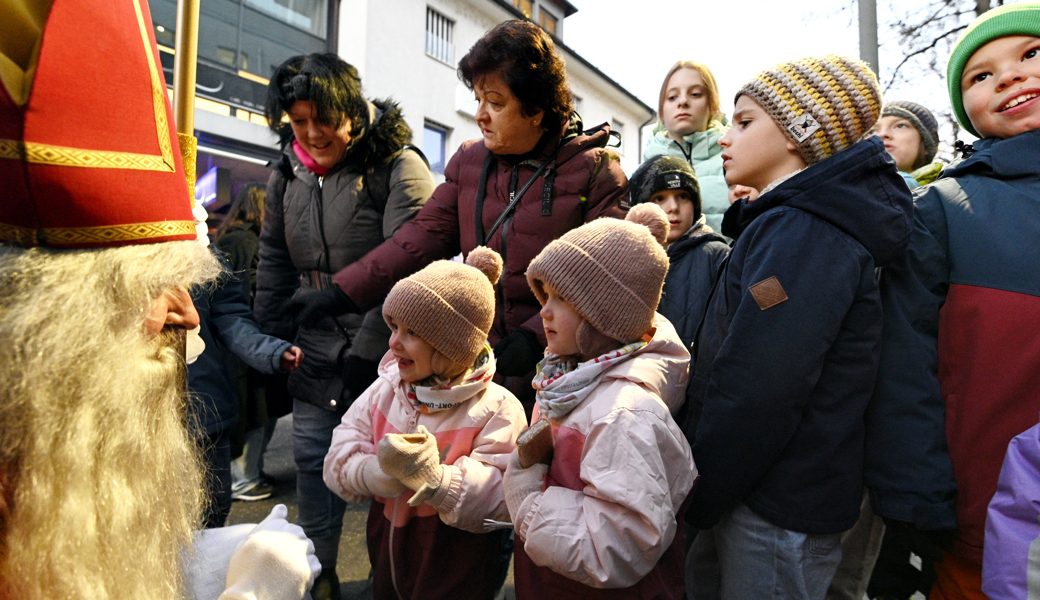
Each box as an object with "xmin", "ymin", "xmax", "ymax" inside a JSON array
[{"xmin": 0, "ymin": 0, "xmax": 196, "ymax": 248}]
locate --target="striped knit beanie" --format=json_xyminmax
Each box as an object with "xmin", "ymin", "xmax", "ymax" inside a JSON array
[
  {"xmin": 526, "ymin": 204, "xmax": 670, "ymax": 348},
  {"xmin": 736, "ymin": 55, "xmax": 883, "ymax": 165},
  {"xmin": 882, "ymin": 101, "xmax": 940, "ymax": 167},
  {"xmin": 383, "ymin": 247, "xmax": 502, "ymax": 370},
  {"xmin": 946, "ymin": 2, "xmax": 1040, "ymax": 138}
]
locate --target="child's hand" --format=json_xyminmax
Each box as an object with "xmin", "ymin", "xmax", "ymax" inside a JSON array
[
  {"xmin": 503, "ymin": 451, "xmax": 548, "ymax": 528},
  {"xmin": 377, "ymin": 425, "xmax": 447, "ymax": 507},
  {"xmin": 280, "ymin": 346, "xmax": 303, "ymax": 371}
]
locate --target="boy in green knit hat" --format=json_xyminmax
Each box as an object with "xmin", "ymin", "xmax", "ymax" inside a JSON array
[{"xmin": 864, "ymin": 4, "xmax": 1040, "ymax": 599}]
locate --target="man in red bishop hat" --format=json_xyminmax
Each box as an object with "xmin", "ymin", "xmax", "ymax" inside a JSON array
[{"xmin": 0, "ymin": 1, "xmax": 317, "ymax": 598}]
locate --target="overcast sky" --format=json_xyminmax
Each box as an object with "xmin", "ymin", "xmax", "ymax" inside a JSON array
[{"xmin": 560, "ymin": 0, "xmax": 979, "ymax": 148}]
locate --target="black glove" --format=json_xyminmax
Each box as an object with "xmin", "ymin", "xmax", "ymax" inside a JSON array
[
  {"xmin": 344, "ymin": 355, "xmax": 380, "ymax": 400},
  {"xmin": 493, "ymin": 328, "xmax": 543, "ymax": 377},
  {"xmin": 868, "ymin": 519, "xmax": 950, "ymax": 599},
  {"xmin": 283, "ymin": 286, "xmax": 358, "ymax": 328}
]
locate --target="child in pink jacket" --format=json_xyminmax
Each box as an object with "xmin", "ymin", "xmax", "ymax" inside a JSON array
[
  {"xmin": 504, "ymin": 205, "xmax": 697, "ymax": 599},
  {"xmin": 323, "ymin": 248, "xmax": 527, "ymax": 600}
]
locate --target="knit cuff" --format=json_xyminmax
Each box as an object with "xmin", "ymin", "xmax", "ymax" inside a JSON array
[
  {"xmin": 407, "ymin": 465, "xmax": 453, "ymax": 508},
  {"xmin": 428, "ymin": 465, "xmax": 461, "ymax": 512},
  {"xmin": 515, "ymin": 492, "xmax": 543, "ymax": 543}
]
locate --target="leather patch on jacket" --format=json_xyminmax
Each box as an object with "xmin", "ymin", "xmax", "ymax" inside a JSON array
[{"xmin": 749, "ymin": 276, "xmax": 788, "ymax": 310}]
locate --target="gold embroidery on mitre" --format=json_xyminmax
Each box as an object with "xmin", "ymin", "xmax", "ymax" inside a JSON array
[
  {"xmin": 41, "ymin": 221, "xmax": 195, "ymax": 245},
  {"xmin": 0, "ymin": 0, "xmax": 175, "ymax": 172},
  {"xmin": 0, "ymin": 221, "xmax": 37, "ymax": 246}
]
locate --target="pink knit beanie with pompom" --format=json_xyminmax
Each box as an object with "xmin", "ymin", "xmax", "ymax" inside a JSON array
[
  {"xmin": 526, "ymin": 205, "xmax": 670, "ymax": 345},
  {"xmin": 383, "ymin": 247, "xmax": 503, "ymax": 369}
]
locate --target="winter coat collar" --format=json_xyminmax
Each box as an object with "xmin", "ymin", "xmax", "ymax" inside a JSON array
[
  {"xmin": 942, "ymin": 128, "xmax": 1040, "ymax": 181},
  {"xmin": 666, "ymin": 217, "xmax": 726, "ymax": 262},
  {"xmin": 646, "ymin": 118, "xmax": 728, "ymax": 163},
  {"xmin": 722, "ymin": 135, "xmax": 913, "ymax": 267}
]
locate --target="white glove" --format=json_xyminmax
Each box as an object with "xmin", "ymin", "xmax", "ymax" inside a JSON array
[{"xmin": 219, "ymin": 504, "xmax": 321, "ymax": 600}]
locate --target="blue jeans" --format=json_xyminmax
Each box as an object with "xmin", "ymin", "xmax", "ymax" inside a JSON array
[
  {"xmin": 293, "ymin": 399, "xmax": 348, "ymax": 581},
  {"xmin": 687, "ymin": 504, "xmax": 842, "ymax": 600}
]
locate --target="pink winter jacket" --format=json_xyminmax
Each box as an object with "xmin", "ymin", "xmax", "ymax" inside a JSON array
[
  {"xmin": 513, "ymin": 316, "xmax": 696, "ymax": 597},
  {"xmin": 324, "ymin": 349, "xmax": 527, "ymax": 532}
]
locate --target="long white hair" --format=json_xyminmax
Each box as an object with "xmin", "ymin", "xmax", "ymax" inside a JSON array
[{"xmin": 0, "ymin": 241, "xmax": 220, "ymax": 600}]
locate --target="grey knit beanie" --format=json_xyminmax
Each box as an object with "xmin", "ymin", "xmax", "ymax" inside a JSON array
[
  {"xmin": 526, "ymin": 205, "xmax": 669, "ymax": 346},
  {"xmin": 736, "ymin": 54, "xmax": 883, "ymax": 165},
  {"xmin": 882, "ymin": 101, "xmax": 939, "ymax": 168},
  {"xmin": 629, "ymin": 156, "xmax": 702, "ymax": 218},
  {"xmin": 383, "ymin": 247, "xmax": 502, "ymax": 369}
]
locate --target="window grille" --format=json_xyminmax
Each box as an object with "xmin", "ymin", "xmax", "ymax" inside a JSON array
[{"xmin": 426, "ymin": 7, "xmax": 455, "ymax": 65}]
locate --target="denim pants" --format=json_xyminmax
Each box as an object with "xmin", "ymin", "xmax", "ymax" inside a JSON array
[
  {"xmin": 687, "ymin": 504, "xmax": 843, "ymax": 600},
  {"xmin": 293, "ymin": 399, "xmax": 348, "ymax": 580}
]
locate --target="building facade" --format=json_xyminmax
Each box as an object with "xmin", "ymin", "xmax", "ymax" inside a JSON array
[{"xmin": 147, "ymin": 0, "xmax": 651, "ymax": 216}]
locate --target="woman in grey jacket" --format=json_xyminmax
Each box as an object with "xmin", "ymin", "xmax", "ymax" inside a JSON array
[{"xmin": 254, "ymin": 53, "xmax": 435, "ymax": 600}]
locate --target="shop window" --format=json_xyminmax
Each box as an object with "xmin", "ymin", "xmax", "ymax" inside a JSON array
[
  {"xmin": 425, "ymin": 7, "xmax": 454, "ymax": 66},
  {"xmin": 423, "ymin": 122, "xmax": 449, "ymax": 176}
]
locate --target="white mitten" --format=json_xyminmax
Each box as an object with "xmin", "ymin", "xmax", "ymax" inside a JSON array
[
  {"xmin": 377, "ymin": 425, "xmax": 450, "ymax": 507},
  {"xmin": 503, "ymin": 450, "xmax": 548, "ymax": 527},
  {"xmin": 359, "ymin": 455, "xmax": 409, "ymax": 498},
  {"xmin": 219, "ymin": 504, "xmax": 322, "ymax": 600}
]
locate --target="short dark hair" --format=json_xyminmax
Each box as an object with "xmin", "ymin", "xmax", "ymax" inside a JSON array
[
  {"xmin": 265, "ymin": 53, "xmax": 366, "ymax": 142},
  {"xmin": 457, "ymin": 20, "xmax": 573, "ymax": 136}
]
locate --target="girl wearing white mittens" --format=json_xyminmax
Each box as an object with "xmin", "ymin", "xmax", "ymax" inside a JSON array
[{"xmin": 323, "ymin": 247, "xmax": 526, "ymax": 600}]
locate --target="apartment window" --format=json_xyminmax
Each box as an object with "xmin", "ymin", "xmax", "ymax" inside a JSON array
[
  {"xmin": 538, "ymin": 8, "xmax": 557, "ymax": 36},
  {"xmin": 512, "ymin": 0, "xmax": 533, "ymax": 18},
  {"xmin": 612, "ymin": 118, "xmax": 625, "ymax": 155},
  {"xmin": 424, "ymin": 122, "xmax": 449, "ymax": 175},
  {"xmin": 426, "ymin": 7, "xmax": 455, "ymax": 65},
  {"xmin": 572, "ymin": 95, "xmax": 583, "ymax": 116}
]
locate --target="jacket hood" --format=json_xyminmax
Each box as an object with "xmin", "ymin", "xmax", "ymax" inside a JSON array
[
  {"xmin": 284, "ymin": 98, "xmax": 413, "ymax": 173},
  {"xmin": 666, "ymin": 222, "xmax": 727, "ymax": 262},
  {"xmin": 941, "ymin": 128, "xmax": 1040, "ymax": 182},
  {"xmin": 602, "ymin": 313, "xmax": 690, "ymax": 413},
  {"xmin": 646, "ymin": 118, "xmax": 728, "ymax": 163},
  {"xmin": 724, "ymin": 136, "xmax": 912, "ymax": 267}
]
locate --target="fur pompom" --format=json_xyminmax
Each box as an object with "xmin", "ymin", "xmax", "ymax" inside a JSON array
[
  {"xmin": 625, "ymin": 203, "xmax": 670, "ymax": 246},
  {"xmin": 465, "ymin": 246, "xmax": 503, "ymax": 285}
]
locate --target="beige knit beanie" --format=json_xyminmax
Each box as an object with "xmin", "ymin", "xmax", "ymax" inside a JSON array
[
  {"xmin": 526, "ymin": 204, "xmax": 669, "ymax": 348},
  {"xmin": 383, "ymin": 247, "xmax": 503, "ymax": 372},
  {"xmin": 737, "ymin": 54, "xmax": 882, "ymax": 165}
]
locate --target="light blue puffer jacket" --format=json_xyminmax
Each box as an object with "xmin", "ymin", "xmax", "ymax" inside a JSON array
[{"xmin": 642, "ymin": 118, "xmax": 730, "ymax": 233}]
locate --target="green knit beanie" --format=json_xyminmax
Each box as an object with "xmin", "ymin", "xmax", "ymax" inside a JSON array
[{"xmin": 947, "ymin": 2, "xmax": 1040, "ymax": 138}]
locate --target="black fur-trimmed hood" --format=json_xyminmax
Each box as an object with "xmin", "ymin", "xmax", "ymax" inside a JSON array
[{"xmin": 336, "ymin": 98, "xmax": 413, "ymax": 171}]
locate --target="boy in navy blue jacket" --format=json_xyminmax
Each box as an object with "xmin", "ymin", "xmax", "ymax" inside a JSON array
[
  {"xmin": 864, "ymin": 5, "xmax": 1040, "ymax": 598},
  {"xmin": 682, "ymin": 55, "xmax": 912, "ymax": 600}
]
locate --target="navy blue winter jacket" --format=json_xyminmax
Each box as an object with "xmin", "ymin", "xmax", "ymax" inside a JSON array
[
  {"xmin": 658, "ymin": 221, "xmax": 730, "ymax": 354},
  {"xmin": 685, "ymin": 136, "xmax": 913, "ymax": 534},
  {"xmin": 189, "ymin": 253, "xmax": 292, "ymax": 436}
]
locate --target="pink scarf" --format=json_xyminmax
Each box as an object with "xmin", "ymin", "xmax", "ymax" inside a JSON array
[{"xmin": 292, "ymin": 140, "xmax": 329, "ymax": 176}]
